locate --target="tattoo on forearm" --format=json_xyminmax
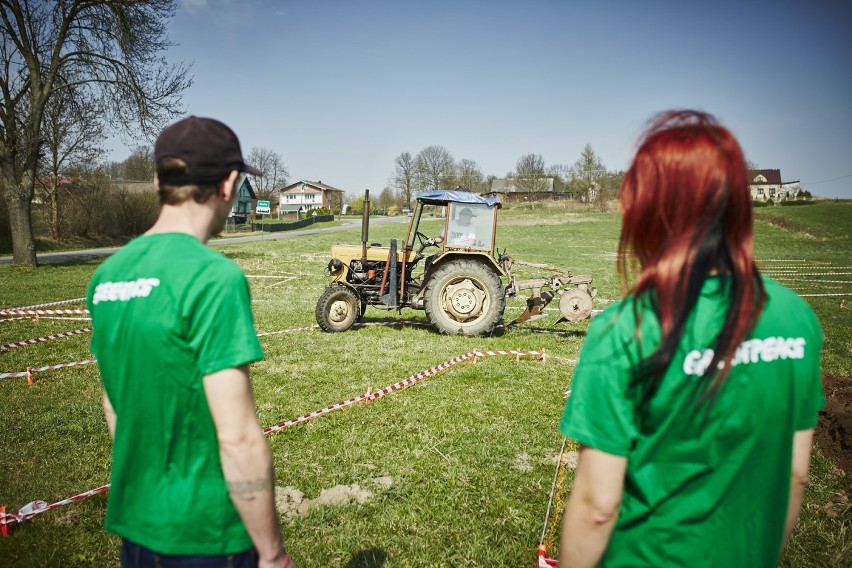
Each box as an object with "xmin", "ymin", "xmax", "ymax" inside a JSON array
[{"xmin": 227, "ymin": 466, "xmax": 274, "ymax": 502}]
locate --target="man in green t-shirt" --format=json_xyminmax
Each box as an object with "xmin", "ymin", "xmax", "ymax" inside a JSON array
[{"xmin": 87, "ymin": 117, "xmax": 296, "ymax": 568}]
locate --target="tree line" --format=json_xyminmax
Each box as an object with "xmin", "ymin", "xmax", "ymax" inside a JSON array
[
  {"xmin": 374, "ymin": 143, "xmax": 623, "ymax": 214},
  {"xmin": 0, "ymin": 1, "xmax": 623, "ymax": 263}
]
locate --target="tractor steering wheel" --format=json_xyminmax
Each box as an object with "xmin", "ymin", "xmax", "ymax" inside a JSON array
[{"xmin": 415, "ymin": 231, "xmax": 437, "ymax": 249}]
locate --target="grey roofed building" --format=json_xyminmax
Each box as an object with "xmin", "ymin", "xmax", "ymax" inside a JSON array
[{"xmin": 490, "ymin": 177, "xmax": 554, "ymax": 193}]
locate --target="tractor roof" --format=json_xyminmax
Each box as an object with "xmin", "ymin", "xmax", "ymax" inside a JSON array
[{"xmin": 416, "ymin": 190, "xmax": 501, "ymax": 208}]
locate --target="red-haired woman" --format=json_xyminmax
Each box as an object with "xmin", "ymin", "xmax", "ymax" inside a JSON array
[{"xmin": 558, "ymin": 110, "xmax": 824, "ymax": 567}]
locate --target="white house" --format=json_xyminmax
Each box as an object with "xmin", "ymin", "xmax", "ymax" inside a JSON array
[
  {"xmin": 277, "ymin": 180, "xmax": 344, "ymax": 217},
  {"xmin": 748, "ymin": 169, "xmax": 799, "ymax": 202}
]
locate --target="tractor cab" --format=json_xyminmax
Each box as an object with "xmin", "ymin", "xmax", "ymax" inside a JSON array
[{"xmin": 404, "ymin": 189, "xmax": 503, "ymax": 279}]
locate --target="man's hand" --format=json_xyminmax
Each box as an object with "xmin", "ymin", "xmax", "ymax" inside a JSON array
[{"xmin": 259, "ymin": 551, "xmax": 297, "ymax": 568}]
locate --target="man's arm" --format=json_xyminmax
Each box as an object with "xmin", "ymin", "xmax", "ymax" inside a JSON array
[
  {"xmin": 102, "ymin": 393, "xmax": 116, "ymax": 440},
  {"xmin": 204, "ymin": 366, "xmax": 296, "ymax": 568},
  {"xmin": 559, "ymin": 445, "xmax": 627, "ymax": 568},
  {"xmin": 783, "ymin": 429, "xmax": 815, "ymax": 548}
]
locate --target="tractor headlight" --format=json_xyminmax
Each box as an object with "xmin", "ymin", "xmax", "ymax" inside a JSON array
[{"xmin": 327, "ymin": 258, "xmax": 344, "ymax": 275}]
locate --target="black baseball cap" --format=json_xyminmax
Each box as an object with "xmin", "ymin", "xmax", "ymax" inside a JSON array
[
  {"xmin": 154, "ymin": 116, "xmax": 261, "ymax": 184},
  {"xmin": 459, "ymin": 207, "xmax": 476, "ymax": 217}
]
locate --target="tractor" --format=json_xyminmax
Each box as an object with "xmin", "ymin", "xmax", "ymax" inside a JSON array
[{"xmin": 315, "ymin": 189, "xmax": 596, "ymax": 336}]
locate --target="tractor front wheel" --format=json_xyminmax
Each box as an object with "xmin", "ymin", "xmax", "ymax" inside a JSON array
[
  {"xmin": 316, "ymin": 286, "xmax": 360, "ymax": 332},
  {"xmin": 424, "ymin": 259, "xmax": 505, "ymax": 336}
]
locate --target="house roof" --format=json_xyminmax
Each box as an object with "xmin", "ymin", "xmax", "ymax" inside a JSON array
[
  {"xmin": 748, "ymin": 169, "xmax": 782, "ymax": 185},
  {"xmin": 280, "ymin": 179, "xmax": 345, "ymax": 193},
  {"xmin": 240, "ymin": 178, "xmax": 257, "ymax": 199},
  {"xmin": 490, "ymin": 177, "xmax": 554, "ymax": 193},
  {"xmin": 279, "ymin": 204, "xmax": 305, "ymax": 212}
]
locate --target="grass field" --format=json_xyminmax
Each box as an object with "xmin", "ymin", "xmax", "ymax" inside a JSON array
[{"xmin": 1, "ymin": 201, "xmax": 850, "ymax": 566}]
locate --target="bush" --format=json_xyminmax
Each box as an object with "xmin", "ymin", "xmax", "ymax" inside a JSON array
[
  {"xmin": 752, "ymin": 200, "xmax": 771, "ymax": 208},
  {"xmin": 780, "ymin": 200, "xmax": 816, "ymax": 207}
]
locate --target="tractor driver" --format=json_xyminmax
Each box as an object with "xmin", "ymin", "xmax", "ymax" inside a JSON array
[{"xmin": 435, "ymin": 207, "xmax": 477, "ymax": 247}]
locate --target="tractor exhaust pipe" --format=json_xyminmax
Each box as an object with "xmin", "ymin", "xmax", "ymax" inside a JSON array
[{"xmin": 361, "ymin": 189, "xmax": 370, "ymax": 262}]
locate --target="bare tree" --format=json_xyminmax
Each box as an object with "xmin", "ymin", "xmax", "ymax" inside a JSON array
[
  {"xmin": 392, "ymin": 151, "xmax": 416, "ymax": 208},
  {"xmin": 123, "ymin": 147, "xmax": 155, "ymax": 182},
  {"xmin": 414, "ymin": 145, "xmax": 455, "ymax": 191},
  {"xmin": 37, "ymin": 79, "xmax": 106, "ymax": 240},
  {"xmin": 515, "ymin": 153, "xmax": 548, "ymax": 192},
  {"xmin": 247, "ymin": 147, "xmax": 289, "ymax": 201},
  {"xmin": 0, "ymin": 1, "xmax": 191, "ymax": 265},
  {"xmin": 457, "ymin": 159, "xmax": 484, "ymax": 193}
]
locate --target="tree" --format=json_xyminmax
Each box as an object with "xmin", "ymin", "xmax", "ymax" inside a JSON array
[
  {"xmin": 1, "ymin": 1, "xmax": 191, "ymax": 265},
  {"xmin": 247, "ymin": 147, "xmax": 289, "ymax": 201},
  {"xmin": 515, "ymin": 153, "xmax": 548, "ymax": 193},
  {"xmin": 37, "ymin": 79, "xmax": 106, "ymax": 240},
  {"xmin": 414, "ymin": 145, "xmax": 455, "ymax": 191},
  {"xmin": 376, "ymin": 186, "xmax": 396, "ymax": 215},
  {"xmin": 573, "ymin": 144, "xmax": 606, "ymax": 202},
  {"xmin": 392, "ymin": 151, "xmax": 416, "ymax": 208},
  {"xmin": 123, "ymin": 146, "xmax": 155, "ymax": 182},
  {"xmin": 457, "ymin": 159, "xmax": 484, "ymax": 193}
]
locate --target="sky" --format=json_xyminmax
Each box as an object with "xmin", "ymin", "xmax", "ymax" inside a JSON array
[{"xmin": 108, "ymin": 0, "xmax": 852, "ymax": 199}]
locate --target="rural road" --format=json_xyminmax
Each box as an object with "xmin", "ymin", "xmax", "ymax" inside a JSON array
[{"xmin": 0, "ymin": 215, "xmax": 410, "ymax": 265}]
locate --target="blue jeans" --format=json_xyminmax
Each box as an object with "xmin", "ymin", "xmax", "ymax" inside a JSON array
[{"xmin": 120, "ymin": 538, "xmax": 258, "ymax": 568}]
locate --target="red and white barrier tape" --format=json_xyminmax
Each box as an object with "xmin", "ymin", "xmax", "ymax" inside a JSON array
[
  {"xmin": 799, "ymin": 293, "xmax": 850, "ymax": 297},
  {"xmin": 763, "ymin": 271, "xmax": 852, "ymax": 276},
  {"xmin": 2, "ymin": 349, "xmax": 560, "ymax": 530},
  {"xmin": 0, "ymin": 308, "xmax": 89, "ymax": 317},
  {"xmin": 16, "ymin": 298, "xmax": 86, "ymax": 310},
  {"xmin": 777, "ymin": 278, "xmax": 851, "ymax": 285},
  {"xmin": 757, "ymin": 259, "xmax": 833, "ymax": 264},
  {"xmin": 538, "ymin": 545, "xmax": 559, "ymax": 567},
  {"xmin": 26, "ymin": 316, "xmax": 92, "ymax": 321},
  {"xmin": 1, "ymin": 328, "xmax": 91, "ymax": 351},
  {"xmin": 256, "ymin": 325, "xmax": 318, "ymax": 337},
  {"xmin": 0, "ymin": 317, "xmax": 30, "ymax": 324},
  {"xmin": 0, "ymin": 359, "xmax": 97, "ymax": 380},
  {"xmin": 1, "ymin": 485, "xmax": 111, "ymax": 533}
]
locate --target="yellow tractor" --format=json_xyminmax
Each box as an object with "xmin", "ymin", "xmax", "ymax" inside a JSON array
[{"xmin": 316, "ymin": 189, "xmax": 595, "ymax": 336}]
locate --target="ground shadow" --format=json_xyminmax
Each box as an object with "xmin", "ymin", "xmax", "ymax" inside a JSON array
[{"xmin": 344, "ymin": 548, "xmax": 388, "ymax": 568}]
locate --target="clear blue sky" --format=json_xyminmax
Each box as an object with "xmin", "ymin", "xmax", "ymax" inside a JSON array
[{"xmin": 110, "ymin": 0, "xmax": 852, "ymax": 199}]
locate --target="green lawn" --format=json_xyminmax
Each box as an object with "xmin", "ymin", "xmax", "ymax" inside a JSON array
[{"xmin": 0, "ymin": 201, "xmax": 849, "ymax": 566}]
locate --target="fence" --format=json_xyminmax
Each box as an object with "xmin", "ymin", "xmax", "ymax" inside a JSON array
[{"xmin": 256, "ymin": 215, "xmax": 335, "ymax": 232}]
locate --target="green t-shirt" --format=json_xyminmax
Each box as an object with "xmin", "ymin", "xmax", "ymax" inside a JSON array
[
  {"xmin": 87, "ymin": 233, "xmax": 264, "ymax": 555},
  {"xmin": 560, "ymin": 276, "xmax": 824, "ymax": 567}
]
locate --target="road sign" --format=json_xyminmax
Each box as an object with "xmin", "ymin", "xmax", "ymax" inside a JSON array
[{"xmin": 256, "ymin": 200, "xmax": 271, "ymax": 214}]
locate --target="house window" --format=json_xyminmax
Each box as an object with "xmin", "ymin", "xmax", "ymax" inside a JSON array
[
  {"xmin": 769, "ymin": 188, "xmax": 775, "ymax": 196},
  {"xmin": 757, "ymin": 188, "xmax": 764, "ymax": 195}
]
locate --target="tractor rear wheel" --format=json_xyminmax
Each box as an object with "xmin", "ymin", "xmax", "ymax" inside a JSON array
[
  {"xmin": 316, "ymin": 286, "xmax": 360, "ymax": 332},
  {"xmin": 424, "ymin": 259, "xmax": 505, "ymax": 336}
]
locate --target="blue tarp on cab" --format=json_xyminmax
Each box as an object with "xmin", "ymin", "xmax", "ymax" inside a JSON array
[{"xmin": 416, "ymin": 190, "xmax": 501, "ymax": 208}]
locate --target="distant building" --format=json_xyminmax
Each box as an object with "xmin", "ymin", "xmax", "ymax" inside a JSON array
[
  {"xmin": 278, "ymin": 180, "xmax": 345, "ymax": 217},
  {"xmin": 490, "ymin": 177, "xmax": 554, "ymax": 193},
  {"xmin": 231, "ymin": 177, "xmax": 256, "ymax": 224},
  {"xmin": 748, "ymin": 169, "xmax": 800, "ymax": 202}
]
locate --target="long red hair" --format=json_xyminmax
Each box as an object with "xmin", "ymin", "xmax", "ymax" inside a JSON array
[{"xmin": 617, "ymin": 110, "xmax": 765, "ymax": 405}]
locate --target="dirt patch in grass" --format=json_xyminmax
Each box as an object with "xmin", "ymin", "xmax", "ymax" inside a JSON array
[
  {"xmin": 816, "ymin": 374, "xmax": 852, "ymax": 497},
  {"xmin": 275, "ymin": 476, "xmax": 394, "ymax": 518},
  {"xmin": 760, "ymin": 215, "xmax": 820, "ymax": 240}
]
